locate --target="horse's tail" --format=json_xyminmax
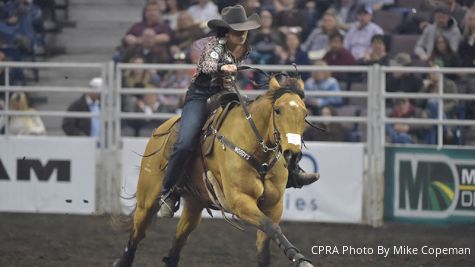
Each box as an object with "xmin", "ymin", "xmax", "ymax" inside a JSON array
[{"xmin": 110, "ymin": 204, "xmax": 136, "ymax": 232}]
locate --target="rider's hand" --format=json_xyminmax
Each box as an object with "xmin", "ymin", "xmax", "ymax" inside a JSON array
[{"xmin": 220, "ymin": 64, "xmax": 237, "ymax": 74}]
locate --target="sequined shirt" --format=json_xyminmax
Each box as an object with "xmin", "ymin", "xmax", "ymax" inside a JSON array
[{"xmin": 191, "ymin": 36, "xmax": 250, "ymax": 92}]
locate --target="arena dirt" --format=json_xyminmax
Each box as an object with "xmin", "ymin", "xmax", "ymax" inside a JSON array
[{"xmin": 0, "ymin": 213, "xmax": 474, "ymax": 267}]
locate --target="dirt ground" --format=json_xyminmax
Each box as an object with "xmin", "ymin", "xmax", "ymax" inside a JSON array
[{"xmin": 0, "ymin": 213, "xmax": 474, "ymax": 267}]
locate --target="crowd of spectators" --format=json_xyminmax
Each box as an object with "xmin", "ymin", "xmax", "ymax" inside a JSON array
[
  {"xmin": 0, "ymin": 0, "xmax": 66, "ymax": 84},
  {"xmin": 0, "ymin": 0, "xmax": 439, "ymax": 145},
  {"xmin": 0, "ymin": 0, "xmax": 68, "ymax": 135},
  {"xmin": 113, "ymin": 0, "xmax": 475, "ymax": 144}
]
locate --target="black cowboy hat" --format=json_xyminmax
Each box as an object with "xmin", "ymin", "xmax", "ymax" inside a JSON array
[{"xmin": 208, "ymin": 5, "xmax": 261, "ymax": 31}]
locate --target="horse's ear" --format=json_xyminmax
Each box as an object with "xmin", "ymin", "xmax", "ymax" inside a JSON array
[
  {"xmin": 297, "ymin": 78, "xmax": 304, "ymax": 90},
  {"xmin": 269, "ymin": 76, "xmax": 280, "ymax": 90}
]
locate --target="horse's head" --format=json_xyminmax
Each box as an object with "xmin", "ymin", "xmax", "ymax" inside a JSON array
[{"xmin": 267, "ymin": 73, "xmax": 307, "ymax": 170}]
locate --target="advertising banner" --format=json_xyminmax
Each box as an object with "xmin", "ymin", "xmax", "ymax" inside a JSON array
[
  {"xmin": 385, "ymin": 147, "xmax": 475, "ymax": 223},
  {"xmin": 282, "ymin": 143, "xmax": 364, "ymax": 223},
  {"xmin": 0, "ymin": 136, "xmax": 96, "ymax": 214},
  {"xmin": 121, "ymin": 138, "xmax": 364, "ymax": 223}
]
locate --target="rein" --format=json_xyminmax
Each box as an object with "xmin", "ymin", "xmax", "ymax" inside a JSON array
[
  {"xmin": 203, "ymin": 66, "xmax": 305, "ymax": 203},
  {"xmin": 205, "ymin": 66, "xmax": 286, "ymax": 182},
  {"xmin": 210, "ymin": 78, "xmax": 282, "ymax": 180}
]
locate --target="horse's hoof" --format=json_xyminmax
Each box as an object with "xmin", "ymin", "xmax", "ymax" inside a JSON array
[
  {"xmin": 112, "ymin": 258, "xmax": 132, "ymax": 267},
  {"xmin": 298, "ymin": 261, "xmax": 314, "ymax": 267}
]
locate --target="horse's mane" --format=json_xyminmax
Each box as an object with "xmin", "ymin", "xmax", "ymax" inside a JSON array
[{"xmin": 257, "ymin": 76, "xmax": 305, "ymax": 104}]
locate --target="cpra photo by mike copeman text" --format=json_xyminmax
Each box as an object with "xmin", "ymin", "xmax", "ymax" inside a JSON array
[{"xmin": 311, "ymin": 245, "xmax": 471, "ymax": 258}]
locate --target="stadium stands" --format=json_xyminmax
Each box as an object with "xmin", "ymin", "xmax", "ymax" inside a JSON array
[{"xmin": 1, "ymin": 0, "xmax": 474, "ymax": 145}]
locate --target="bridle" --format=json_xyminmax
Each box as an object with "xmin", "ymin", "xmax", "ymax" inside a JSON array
[
  {"xmin": 214, "ymin": 66, "xmax": 305, "ymax": 179},
  {"xmin": 231, "ymin": 76, "xmax": 281, "ymax": 153}
]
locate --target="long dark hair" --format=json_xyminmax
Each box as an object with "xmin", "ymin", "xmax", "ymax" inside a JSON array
[{"xmin": 216, "ymin": 27, "xmax": 230, "ymax": 38}]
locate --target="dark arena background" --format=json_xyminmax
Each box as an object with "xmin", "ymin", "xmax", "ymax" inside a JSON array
[{"xmin": 1, "ymin": 1, "xmax": 475, "ymax": 267}]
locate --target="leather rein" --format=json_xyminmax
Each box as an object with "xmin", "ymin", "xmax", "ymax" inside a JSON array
[{"xmin": 208, "ymin": 66, "xmax": 305, "ymax": 181}]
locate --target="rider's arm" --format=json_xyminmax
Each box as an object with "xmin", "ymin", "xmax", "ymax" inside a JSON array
[{"xmin": 199, "ymin": 38, "xmax": 225, "ymax": 74}]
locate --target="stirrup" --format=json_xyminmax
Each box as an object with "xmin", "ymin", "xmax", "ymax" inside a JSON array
[{"xmin": 159, "ymin": 192, "xmax": 180, "ymax": 218}]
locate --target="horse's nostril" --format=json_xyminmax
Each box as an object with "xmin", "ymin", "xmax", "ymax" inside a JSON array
[
  {"xmin": 284, "ymin": 150, "xmax": 301, "ymax": 169},
  {"xmin": 296, "ymin": 152, "xmax": 302, "ymax": 162},
  {"xmin": 284, "ymin": 150, "xmax": 292, "ymax": 163}
]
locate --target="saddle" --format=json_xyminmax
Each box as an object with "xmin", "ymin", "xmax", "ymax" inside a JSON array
[{"xmin": 148, "ymin": 91, "xmax": 241, "ymax": 169}]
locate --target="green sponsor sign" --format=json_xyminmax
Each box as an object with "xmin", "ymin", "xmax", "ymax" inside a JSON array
[{"xmin": 385, "ymin": 147, "xmax": 475, "ymax": 223}]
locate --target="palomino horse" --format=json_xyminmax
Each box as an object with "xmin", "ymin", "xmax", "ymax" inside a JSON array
[{"xmin": 114, "ymin": 72, "xmax": 314, "ymax": 267}]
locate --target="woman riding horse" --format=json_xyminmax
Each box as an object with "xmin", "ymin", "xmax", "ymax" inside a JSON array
[{"xmin": 159, "ymin": 5, "xmax": 319, "ymax": 218}]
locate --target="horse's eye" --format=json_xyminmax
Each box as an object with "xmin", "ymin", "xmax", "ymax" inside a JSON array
[{"xmin": 274, "ymin": 108, "xmax": 281, "ymax": 115}]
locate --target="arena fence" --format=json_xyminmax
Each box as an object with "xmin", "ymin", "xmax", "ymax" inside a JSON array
[{"xmin": 1, "ymin": 62, "xmax": 475, "ymax": 226}]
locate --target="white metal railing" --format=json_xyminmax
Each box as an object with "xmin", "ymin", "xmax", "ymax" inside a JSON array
[
  {"xmin": 381, "ymin": 66, "xmax": 475, "ymax": 150},
  {"xmin": 1, "ymin": 62, "xmax": 475, "ymax": 225},
  {"xmin": 0, "ymin": 62, "xmax": 109, "ymax": 148},
  {"xmin": 0, "ymin": 61, "xmax": 115, "ymax": 213},
  {"xmin": 115, "ymin": 63, "xmax": 378, "ymax": 224}
]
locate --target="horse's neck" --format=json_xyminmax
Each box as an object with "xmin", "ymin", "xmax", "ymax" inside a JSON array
[{"xmin": 222, "ymin": 98, "xmax": 274, "ymax": 153}]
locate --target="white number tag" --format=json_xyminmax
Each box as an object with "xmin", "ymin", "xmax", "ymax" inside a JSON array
[{"xmin": 286, "ymin": 133, "xmax": 301, "ymax": 146}]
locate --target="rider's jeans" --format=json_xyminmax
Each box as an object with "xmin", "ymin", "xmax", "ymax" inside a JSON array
[{"xmin": 161, "ymin": 88, "xmax": 212, "ymax": 193}]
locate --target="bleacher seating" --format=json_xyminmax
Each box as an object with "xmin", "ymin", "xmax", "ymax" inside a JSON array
[
  {"xmin": 389, "ymin": 34, "xmax": 420, "ymax": 56},
  {"xmin": 396, "ymin": 0, "xmax": 425, "ymax": 10},
  {"xmin": 373, "ymin": 10, "xmax": 404, "ymax": 33}
]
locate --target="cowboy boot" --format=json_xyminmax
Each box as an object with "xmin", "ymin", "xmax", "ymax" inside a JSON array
[
  {"xmin": 159, "ymin": 191, "xmax": 180, "ymax": 218},
  {"xmin": 286, "ymin": 165, "xmax": 320, "ymax": 188}
]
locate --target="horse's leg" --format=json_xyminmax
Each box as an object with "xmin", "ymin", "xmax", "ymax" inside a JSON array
[
  {"xmin": 163, "ymin": 196, "xmax": 203, "ymax": 267},
  {"xmin": 115, "ymin": 156, "xmax": 164, "ymax": 267},
  {"xmin": 114, "ymin": 200, "xmax": 160, "ymax": 267},
  {"xmin": 256, "ymin": 202, "xmax": 284, "ymax": 267},
  {"xmin": 231, "ymin": 194, "xmax": 313, "ymax": 267},
  {"xmin": 256, "ymin": 230, "xmax": 271, "ymax": 267}
]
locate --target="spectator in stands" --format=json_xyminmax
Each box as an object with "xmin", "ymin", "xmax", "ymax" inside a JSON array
[
  {"xmin": 242, "ymin": 0, "xmax": 260, "ymax": 16},
  {"xmin": 125, "ymin": 92, "xmax": 175, "ymax": 137},
  {"xmin": 170, "ymin": 11, "xmax": 205, "ymax": 62},
  {"xmin": 187, "ymin": 0, "xmax": 219, "ymax": 25},
  {"xmin": 248, "ymin": 9, "xmax": 284, "ymax": 65},
  {"xmin": 273, "ymin": 0, "xmax": 308, "ymax": 34},
  {"xmin": 357, "ymin": 34, "xmax": 389, "ymax": 65},
  {"xmin": 323, "ymin": 32, "xmax": 356, "ymax": 81},
  {"xmin": 121, "ymin": 56, "xmax": 157, "ymax": 112},
  {"xmin": 62, "ymin": 78, "xmax": 103, "ymax": 137},
  {"xmin": 343, "ymin": 5, "xmax": 384, "ymax": 60},
  {"xmin": 429, "ymin": 35, "xmax": 461, "ymax": 70},
  {"xmin": 304, "ymin": 60, "xmax": 343, "ymax": 115},
  {"xmin": 0, "ymin": 0, "xmax": 44, "ymax": 54},
  {"xmin": 162, "ymin": 0, "xmax": 182, "ymax": 30},
  {"xmin": 385, "ymin": 98, "xmax": 418, "ymax": 144},
  {"xmin": 420, "ymin": 65, "xmax": 460, "ymax": 144},
  {"xmin": 357, "ymin": 0, "xmax": 395, "ymax": 11},
  {"xmin": 303, "ymin": 105, "xmax": 346, "ymax": 141},
  {"xmin": 458, "ymin": 9, "xmax": 475, "ymax": 68},
  {"xmin": 121, "ymin": 28, "xmax": 172, "ymax": 63},
  {"xmin": 159, "ymin": 58, "xmax": 191, "ymax": 108},
  {"xmin": 277, "ymin": 31, "xmax": 311, "ymax": 76},
  {"xmin": 414, "ymin": 5, "xmax": 462, "ymax": 62},
  {"xmin": 396, "ymin": 9, "xmax": 432, "ymax": 35},
  {"xmin": 0, "ymin": 50, "xmax": 24, "ymax": 85},
  {"xmin": 8, "ymin": 92, "xmax": 45, "ymax": 135},
  {"xmin": 123, "ymin": 1, "xmax": 172, "ymax": 51},
  {"xmin": 444, "ymin": 0, "xmax": 466, "ymax": 28},
  {"xmin": 331, "ymin": 0, "xmax": 358, "ymax": 30},
  {"xmin": 323, "ymin": 32, "xmax": 356, "ymax": 66},
  {"xmin": 301, "ymin": 10, "xmax": 346, "ymax": 60},
  {"xmin": 458, "ymin": 0, "xmax": 475, "ymax": 8},
  {"xmin": 459, "ymin": 10, "xmax": 475, "ymax": 121},
  {"xmin": 386, "ymin": 53, "xmax": 423, "ymax": 94},
  {"xmin": 123, "ymin": 57, "xmax": 156, "ymax": 89}
]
